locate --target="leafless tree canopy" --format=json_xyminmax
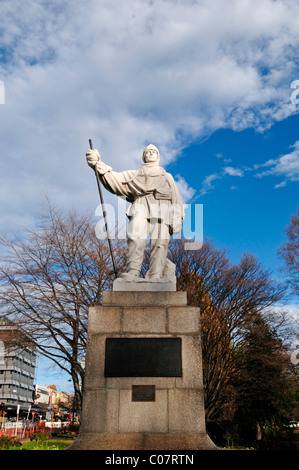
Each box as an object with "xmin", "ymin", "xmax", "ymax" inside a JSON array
[
  {"xmin": 278, "ymin": 206, "xmax": 299, "ymax": 297},
  {"xmin": 0, "ymin": 202, "xmax": 126, "ymax": 410},
  {"xmin": 0, "ymin": 203, "xmax": 296, "ymax": 428},
  {"xmin": 168, "ymin": 238, "xmax": 286, "ymax": 421}
]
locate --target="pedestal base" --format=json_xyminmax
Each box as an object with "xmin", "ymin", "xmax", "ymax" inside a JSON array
[
  {"xmin": 113, "ymin": 276, "xmax": 176, "ymax": 292},
  {"xmin": 68, "ymin": 291, "xmax": 217, "ymax": 451},
  {"xmin": 67, "ymin": 432, "xmax": 218, "ymax": 450}
]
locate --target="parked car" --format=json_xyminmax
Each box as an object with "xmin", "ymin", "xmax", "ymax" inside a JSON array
[{"xmin": 287, "ymin": 421, "xmax": 299, "ymax": 428}]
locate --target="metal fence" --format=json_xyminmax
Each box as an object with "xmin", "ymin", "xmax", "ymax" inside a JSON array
[{"xmin": 0, "ymin": 421, "xmax": 69, "ymax": 439}]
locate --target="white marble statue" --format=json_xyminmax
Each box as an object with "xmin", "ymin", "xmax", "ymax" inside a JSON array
[{"xmin": 86, "ymin": 144, "xmax": 184, "ymax": 282}]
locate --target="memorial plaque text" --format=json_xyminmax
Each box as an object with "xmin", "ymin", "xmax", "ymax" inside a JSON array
[{"xmin": 104, "ymin": 337, "xmax": 182, "ymax": 377}]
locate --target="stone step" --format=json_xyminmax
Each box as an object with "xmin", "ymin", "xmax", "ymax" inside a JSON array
[{"xmin": 102, "ymin": 290, "xmax": 187, "ymax": 307}]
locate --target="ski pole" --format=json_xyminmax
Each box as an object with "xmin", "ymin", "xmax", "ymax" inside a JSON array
[{"xmin": 89, "ymin": 139, "xmax": 118, "ymax": 278}]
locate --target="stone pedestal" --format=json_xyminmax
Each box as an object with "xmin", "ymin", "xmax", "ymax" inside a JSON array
[
  {"xmin": 112, "ymin": 276, "xmax": 176, "ymax": 292},
  {"xmin": 68, "ymin": 291, "xmax": 217, "ymax": 450}
]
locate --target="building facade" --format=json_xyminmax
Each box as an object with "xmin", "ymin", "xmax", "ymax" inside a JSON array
[
  {"xmin": 35, "ymin": 384, "xmax": 57, "ymax": 407},
  {"xmin": 34, "ymin": 384, "xmax": 52, "ymax": 406},
  {"xmin": 0, "ymin": 316, "xmax": 37, "ymax": 416}
]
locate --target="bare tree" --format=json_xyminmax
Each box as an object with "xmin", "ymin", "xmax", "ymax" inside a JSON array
[
  {"xmin": 278, "ymin": 206, "xmax": 299, "ymax": 297},
  {"xmin": 170, "ymin": 238, "xmax": 285, "ymax": 421},
  {"xmin": 0, "ymin": 201, "xmax": 125, "ymax": 413}
]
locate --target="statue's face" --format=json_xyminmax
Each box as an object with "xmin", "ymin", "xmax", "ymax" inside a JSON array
[{"xmin": 143, "ymin": 148, "xmax": 159, "ymax": 163}]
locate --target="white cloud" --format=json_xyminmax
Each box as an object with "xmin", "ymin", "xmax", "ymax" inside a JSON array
[
  {"xmin": 1, "ymin": 0, "xmax": 299, "ymax": 232},
  {"xmin": 200, "ymin": 166, "xmax": 244, "ymax": 195},
  {"xmin": 198, "ymin": 138, "xmax": 299, "ymax": 195},
  {"xmin": 200, "ymin": 173, "xmax": 222, "ymax": 196},
  {"xmin": 274, "ymin": 181, "xmax": 287, "ymax": 189},
  {"xmin": 174, "ymin": 175, "xmax": 196, "ymax": 203},
  {"xmin": 256, "ymin": 141, "xmax": 299, "ymax": 186},
  {"xmin": 223, "ymin": 166, "xmax": 244, "ymax": 177}
]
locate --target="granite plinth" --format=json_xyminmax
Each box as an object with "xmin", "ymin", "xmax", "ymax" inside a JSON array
[
  {"xmin": 102, "ymin": 290, "xmax": 187, "ymax": 306},
  {"xmin": 68, "ymin": 291, "xmax": 218, "ymax": 450},
  {"xmin": 68, "ymin": 432, "xmax": 218, "ymax": 450},
  {"xmin": 113, "ymin": 276, "xmax": 176, "ymax": 292}
]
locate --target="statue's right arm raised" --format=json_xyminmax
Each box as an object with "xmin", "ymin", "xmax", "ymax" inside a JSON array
[{"xmin": 86, "ymin": 148, "xmax": 136, "ymax": 201}]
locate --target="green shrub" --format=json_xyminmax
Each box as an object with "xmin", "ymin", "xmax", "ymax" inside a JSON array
[
  {"xmin": 68, "ymin": 423, "xmax": 79, "ymax": 434},
  {"xmin": 0, "ymin": 436, "xmax": 22, "ymax": 450},
  {"xmin": 257, "ymin": 429, "xmax": 299, "ymax": 450},
  {"xmin": 30, "ymin": 430, "xmax": 51, "ymax": 449}
]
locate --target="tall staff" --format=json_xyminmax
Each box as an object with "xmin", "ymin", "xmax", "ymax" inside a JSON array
[{"xmin": 89, "ymin": 139, "xmax": 118, "ymax": 278}]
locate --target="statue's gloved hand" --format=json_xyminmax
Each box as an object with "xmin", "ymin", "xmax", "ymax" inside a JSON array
[{"xmin": 86, "ymin": 149, "xmax": 100, "ymax": 167}]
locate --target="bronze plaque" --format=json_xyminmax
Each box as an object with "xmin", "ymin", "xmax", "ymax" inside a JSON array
[
  {"xmin": 132, "ymin": 385, "xmax": 155, "ymax": 402},
  {"xmin": 104, "ymin": 337, "xmax": 182, "ymax": 377}
]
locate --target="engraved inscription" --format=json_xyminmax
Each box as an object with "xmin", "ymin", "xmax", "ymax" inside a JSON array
[
  {"xmin": 132, "ymin": 385, "xmax": 155, "ymax": 402},
  {"xmin": 104, "ymin": 337, "xmax": 182, "ymax": 377}
]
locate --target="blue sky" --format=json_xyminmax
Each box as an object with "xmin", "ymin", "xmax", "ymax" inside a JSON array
[
  {"xmin": 171, "ymin": 113, "xmax": 299, "ymax": 271},
  {"xmin": 0, "ymin": 0, "xmax": 299, "ymax": 391}
]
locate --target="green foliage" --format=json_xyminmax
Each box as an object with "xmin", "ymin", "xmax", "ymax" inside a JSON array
[
  {"xmin": 30, "ymin": 430, "xmax": 51, "ymax": 449},
  {"xmin": 257, "ymin": 428, "xmax": 299, "ymax": 450},
  {"xmin": 68, "ymin": 422, "xmax": 79, "ymax": 434},
  {"xmin": 30, "ymin": 430, "xmax": 50, "ymax": 442},
  {"xmin": 233, "ymin": 313, "xmax": 297, "ymax": 439},
  {"xmin": 22, "ymin": 436, "xmax": 74, "ymax": 450},
  {"xmin": 223, "ymin": 429, "xmax": 240, "ymax": 448},
  {"xmin": 0, "ymin": 436, "xmax": 22, "ymax": 450}
]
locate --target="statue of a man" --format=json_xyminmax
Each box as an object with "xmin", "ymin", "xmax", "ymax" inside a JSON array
[{"xmin": 86, "ymin": 144, "xmax": 184, "ymax": 280}]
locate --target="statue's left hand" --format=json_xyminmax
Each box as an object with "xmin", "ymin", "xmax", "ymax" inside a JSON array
[{"xmin": 86, "ymin": 149, "xmax": 100, "ymax": 167}]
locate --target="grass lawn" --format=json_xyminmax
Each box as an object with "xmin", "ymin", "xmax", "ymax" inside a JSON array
[{"xmin": 9, "ymin": 435, "xmax": 76, "ymax": 451}]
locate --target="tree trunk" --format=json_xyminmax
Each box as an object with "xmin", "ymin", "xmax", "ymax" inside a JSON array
[{"xmin": 256, "ymin": 422, "xmax": 262, "ymax": 440}]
